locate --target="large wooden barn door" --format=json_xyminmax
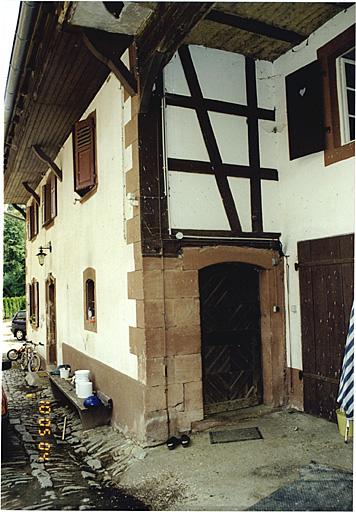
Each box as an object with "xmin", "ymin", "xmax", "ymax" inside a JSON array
[
  {"xmin": 298, "ymin": 234, "xmax": 354, "ymax": 422},
  {"xmin": 199, "ymin": 263, "xmax": 262, "ymax": 415}
]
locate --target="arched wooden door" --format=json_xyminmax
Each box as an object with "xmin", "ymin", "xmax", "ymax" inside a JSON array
[
  {"xmin": 199, "ymin": 263, "xmax": 262, "ymax": 415},
  {"xmin": 46, "ymin": 274, "xmax": 57, "ymax": 365}
]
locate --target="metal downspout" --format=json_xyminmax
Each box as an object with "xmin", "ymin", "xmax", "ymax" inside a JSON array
[{"xmin": 4, "ymin": 1, "xmax": 38, "ymax": 141}]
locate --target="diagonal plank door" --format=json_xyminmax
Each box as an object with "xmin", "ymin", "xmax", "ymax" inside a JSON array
[{"xmin": 199, "ymin": 263, "xmax": 262, "ymax": 414}]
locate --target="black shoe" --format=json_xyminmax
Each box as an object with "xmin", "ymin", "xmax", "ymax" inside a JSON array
[
  {"xmin": 180, "ymin": 434, "xmax": 190, "ymax": 447},
  {"xmin": 167, "ymin": 436, "xmax": 180, "ymax": 450}
]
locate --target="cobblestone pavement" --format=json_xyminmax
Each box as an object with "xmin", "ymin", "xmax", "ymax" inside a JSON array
[{"xmin": 1, "ymin": 365, "xmax": 148, "ymax": 510}]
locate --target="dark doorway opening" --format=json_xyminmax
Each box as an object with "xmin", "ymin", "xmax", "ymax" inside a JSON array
[
  {"xmin": 46, "ymin": 274, "xmax": 57, "ymax": 366},
  {"xmin": 199, "ymin": 263, "xmax": 262, "ymax": 415}
]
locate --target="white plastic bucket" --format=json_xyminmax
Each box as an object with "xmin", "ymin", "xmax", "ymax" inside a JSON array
[
  {"xmin": 74, "ymin": 370, "xmax": 90, "ymax": 382},
  {"xmin": 76, "ymin": 380, "xmax": 93, "ymax": 399},
  {"xmin": 59, "ymin": 368, "xmax": 70, "ymax": 379}
]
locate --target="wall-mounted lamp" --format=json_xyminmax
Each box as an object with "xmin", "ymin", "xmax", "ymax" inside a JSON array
[{"xmin": 36, "ymin": 242, "xmax": 52, "ymax": 266}]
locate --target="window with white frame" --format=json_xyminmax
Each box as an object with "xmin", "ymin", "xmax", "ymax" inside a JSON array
[{"xmin": 337, "ymin": 47, "xmax": 355, "ymax": 145}]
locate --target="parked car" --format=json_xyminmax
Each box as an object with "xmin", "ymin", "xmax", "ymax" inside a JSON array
[
  {"xmin": 11, "ymin": 310, "xmax": 26, "ymax": 340},
  {"xmin": 1, "ymin": 360, "xmax": 12, "ymax": 441}
]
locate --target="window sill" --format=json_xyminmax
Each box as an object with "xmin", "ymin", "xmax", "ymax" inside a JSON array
[
  {"xmin": 42, "ymin": 217, "xmax": 56, "ymax": 230},
  {"xmin": 29, "ymin": 233, "xmax": 38, "ymax": 242},
  {"xmin": 324, "ymin": 140, "xmax": 355, "ymax": 166},
  {"xmin": 84, "ymin": 321, "xmax": 97, "ymax": 333},
  {"xmin": 76, "ymin": 184, "xmax": 98, "ymax": 205}
]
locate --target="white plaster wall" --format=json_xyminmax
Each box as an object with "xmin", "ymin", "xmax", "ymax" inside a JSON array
[
  {"xmin": 164, "ymin": 45, "xmax": 278, "ymax": 232},
  {"xmin": 274, "ymin": 6, "xmax": 355, "ymax": 369},
  {"xmin": 164, "ymin": 8, "xmax": 355, "ymax": 372},
  {"xmin": 26, "ymin": 73, "xmax": 138, "ymax": 379}
]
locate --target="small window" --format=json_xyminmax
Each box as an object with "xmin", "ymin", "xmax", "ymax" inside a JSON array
[
  {"xmin": 73, "ymin": 113, "xmax": 97, "ymax": 197},
  {"xmin": 318, "ymin": 25, "xmax": 355, "ymax": 166},
  {"xmin": 83, "ymin": 268, "xmax": 97, "ymax": 332},
  {"xmin": 336, "ymin": 47, "xmax": 355, "ymax": 145},
  {"xmin": 27, "ymin": 201, "xmax": 39, "ymax": 240},
  {"xmin": 29, "ymin": 279, "xmax": 39, "ymax": 328},
  {"xmin": 86, "ymin": 280, "xmax": 95, "ymax": 321},
  {"xmin": 42, "ymin": 173, "xmax": 57, "ymax": 226}
]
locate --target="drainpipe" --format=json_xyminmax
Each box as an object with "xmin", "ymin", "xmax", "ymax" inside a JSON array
[{"xmin": 4, "ymin": 1, "xmax": 38, "ymax": 141}]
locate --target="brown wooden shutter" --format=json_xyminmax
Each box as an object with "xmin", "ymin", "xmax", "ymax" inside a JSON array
[
  {"xmin": 34, "ymin": 281, "xmax": 39, "ymax": 328},
  {"xmin": 42, "ymin": 185, "xmax": 46, "ymax": 226},
  {"xmin": 74, "ymin": 116, "xmax": 96, "ymax": 191},
  {"xmin": 27, "ymin": 207, "xmax": 31, "ymax": 240},
  {"xmin": 45, "ymin": 182, "xmax": 51, "ymax": 223},
  {"xmin": 29, "ymin": 283, "xmax": 33, "ymax": 317},
  {"xmin": 33, "ymin": 203, "xmax": 39, "ymax": 236},
  {"xmin": 286, "ymin": 60, "xmax": 325, "ymax": 160},
  {"xmin": 50, "ymin": 174, "xmax": 57, "ymax": 219}
]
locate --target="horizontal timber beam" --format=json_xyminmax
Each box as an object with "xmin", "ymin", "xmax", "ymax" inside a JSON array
[
  {"xmin": 166, "ymin": 93, "xmax": 275, "ymax": 121},
  {"xmin": 32, "ymin": 145, "xmax": 62, "ymax": 181},
  {"xmin": 205, "ymin": 10, "xmax": 305, "ymax": 44},
  {"xmin": 171, "ymin": 228, "xmax": 281, "ymax": 239},
  {"xmin": 168, "ymin": 158, "xmax": 278, "ymax": 181},
  {"xmin": 22, "ymin": 182, "xmax": 40, "ymax": 205}
]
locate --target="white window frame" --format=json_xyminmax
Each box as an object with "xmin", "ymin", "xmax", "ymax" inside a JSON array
[{"xmin": 336, "ymin": 47, "xmax": 355, "ymax": 145}]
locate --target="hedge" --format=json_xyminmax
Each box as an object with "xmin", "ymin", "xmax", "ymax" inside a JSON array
[{"xmin": 3, "ymin": 296, "xmax": 26, "ymax": 319}]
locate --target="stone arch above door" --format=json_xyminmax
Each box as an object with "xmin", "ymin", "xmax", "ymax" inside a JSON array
[{"xmin": 181, "ymin": 246, "xmax": 279, "ymax": 271}]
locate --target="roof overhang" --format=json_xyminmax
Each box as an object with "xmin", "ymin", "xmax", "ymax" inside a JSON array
[{"xmin": 4, "ymin": 1, "xmax": 354, "ymax": 204}]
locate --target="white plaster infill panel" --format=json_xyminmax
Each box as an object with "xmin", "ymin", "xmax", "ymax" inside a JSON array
[
  {"xmin": 190, "ymin": 45, "xmax": 247, "ymax": 104},
  {"xmin": 167, "ymin": 171, "xmax": 230, "ymax": 230},
  {"xmin": 165, "ymin": 105, "xmax": 209, "ymax": 161},
  {"xmin": 256, "ymin": 60, "xmax": 276, "ymax": 111},
  {"xmin": 209, "ymin": 112, "xmax": 249, "ymax": 166},
  {"xmin": 259, "ymin": 119, "xmax": 278, "ymax": 169},
  {"xmin": 164, "ymin": 52, "xmax": 191, "ymax": 96}
]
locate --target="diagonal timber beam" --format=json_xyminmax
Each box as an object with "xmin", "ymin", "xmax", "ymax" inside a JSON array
[
  {"xmin": 22, "ymin": 182, "xmax": 40, "ymax": 205},
  {"xmin": 32, "ymin": 145, "xmax": 63, "ymax": 181},
  {"xmin": 82, "ymin": 28, "xmax": 136, "ymax": 96}
]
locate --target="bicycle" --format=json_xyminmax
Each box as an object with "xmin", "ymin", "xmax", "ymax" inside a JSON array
[
  {"xmin": 18, "ymin": 341, "xmax": 43, "ymax": 372},
  {"xmin": 7, "ymin": 341, "xmax": 32, "ymax": 362}
]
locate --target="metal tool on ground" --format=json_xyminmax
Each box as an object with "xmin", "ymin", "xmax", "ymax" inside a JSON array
[{"xmin": 62, "ymin": 416, "xmax": 67, "ymax": 440}]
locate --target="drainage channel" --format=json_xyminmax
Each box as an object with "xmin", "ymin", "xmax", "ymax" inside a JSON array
[
  {"xmin": 1, "ymin": 424, "xmax": 147, "ymax": 511},
  {"xmin": 1, "ymin": 366, "xmax": 148, "ymax": 511}
]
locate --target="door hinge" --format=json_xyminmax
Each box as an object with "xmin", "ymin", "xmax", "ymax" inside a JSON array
[{"xmin": 294, "ymin": 262, "xmax": 300, "ymax": 271}]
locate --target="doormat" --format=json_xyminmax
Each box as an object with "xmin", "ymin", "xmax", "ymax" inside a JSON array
[
  {"xmin": 209, "ymin": 426, "xmax": 263, "ymax": 444},
  {"xmin": 246, "ymin": 463, "xmax": 353, "ymax": 511}
]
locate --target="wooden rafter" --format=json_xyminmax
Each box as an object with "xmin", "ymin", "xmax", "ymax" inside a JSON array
[
  {"xmin": 32, "ymin": 145, "xmax": 63, "ymax": 182},
  {"xmin": 137, "ymin": 2, "xmax": 213, "ymax": 112},
  {"xmin": 22, "ymin": 182, "xmax": 40, "ymax": 205},
  {"xmin": 205, "ymin": 10, "xmax": 305, "ymax": 44},
  {"xmin": 11, "ymin": 203, "xmax": 26, "ymax": 219},
  {"xmin": 82, "ymin": 28, "xmax": 136, "ymax": 96}
]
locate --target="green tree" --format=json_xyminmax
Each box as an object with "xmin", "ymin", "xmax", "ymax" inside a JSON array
[{"xmin": 3, "ymin": 205, "xmax": 26, "ymax": 297}]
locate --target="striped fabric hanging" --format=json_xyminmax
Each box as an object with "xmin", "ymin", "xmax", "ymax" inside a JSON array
[{"xmin": 337, "ymin": 302, "xmax": 354, "ymax": 422}]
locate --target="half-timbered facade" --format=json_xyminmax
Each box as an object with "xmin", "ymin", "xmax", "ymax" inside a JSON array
[{"xmin": 4, "ymin": 2, "xmax": 354, "ymax": 445}]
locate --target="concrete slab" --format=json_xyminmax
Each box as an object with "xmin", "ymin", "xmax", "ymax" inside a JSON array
[{"xmin": 119, "ymin": 409, "xmax": 353, "ymax": 510}]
